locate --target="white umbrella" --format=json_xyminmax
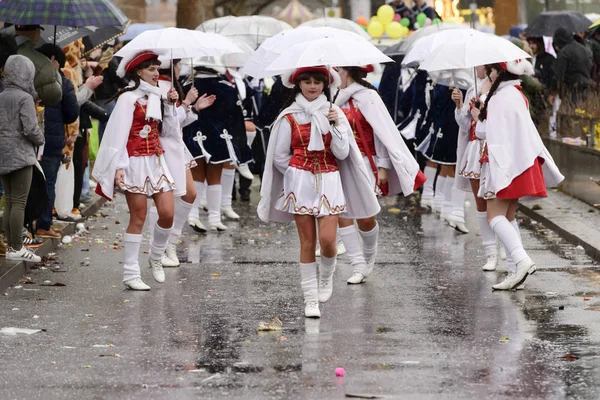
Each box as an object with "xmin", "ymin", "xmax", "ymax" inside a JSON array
[
  {"xmin": 266, "ymin": 37, "xmax": 393, "ymax": 74},
  {"xmin": 419, "ymin": 33, "xmax": 532, "ymax": 72},
  {"xmin": 189, "ymin": 39, "xmax": 255, "ymax": 69},
  {"xmin": 196, "ymin": 16, "xmax": 292, "ymax": 50},
  {"xmin": 299, "ymin": 17, "xmax": 371, "ymax": 41},
  {"xmin": 242, "ymin": 26, "xmax": 368, "ymax": 79},
  {"xmin": 428, "ymin": 69, "xmax": 474, "ymax": 90},
  {"xmin": 115, "ymin": 27, "xmax": 242, "ymax": 59},
  {"xmin": 384, "ymin": 22, "xmax": 467, "ymax": 56},
  {"xmin": 402, "ymin": 29, "xmax": 485, "ymax": 67}
]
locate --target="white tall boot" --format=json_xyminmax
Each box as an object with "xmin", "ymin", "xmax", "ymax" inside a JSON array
[
  {"xmin": 300, "ymin": 262, "xmax": 320, "ymax": 318},
  {"xmin": 448, "ymin": 184, "xmax": 468, "ymax": 233},
  {"xmin": 163, "ymin": 198, "xmax": 194, "ymax": 267},
  {"xmin": 149, "ymin": 223, "xmax": 173, "ymax": 283},
  {"xmin": 359, "ymin": 223, "xmax": 379, "ymax": 276},
  {"xmin": 220, "ymin": 168, "xmax": 240, "ymax": 220},
  {"xmin": 432, "ymin": 176, "xmax": 446, "ymax": 213},
  {"xmin": 477, "ymin": 212, "xmax": 497, "ymax": 271},
  {"xmin": 421, "ymin": 166, "xmax": 436, "ymax": 209},
  {"xmin": 441, "ymin": 176, "xmax": 454, "ymax": 222},
  {"xmin": 188, "ymin": 181, "xmax": 207, "ymax": 233},
  {"xmin": 339, "ymin": 225, "xmax": 369, "ymax": 284},
  {"xmin": 318, "ymin": 255, "xmax": 336, "ymax": 303},
  {"xmin": 123, "ymin": 233, "xmax": 150, "ymax": 290},
  {"xmin": 207, "ymin": 184, "xmax": 227, "ymax": 231}
]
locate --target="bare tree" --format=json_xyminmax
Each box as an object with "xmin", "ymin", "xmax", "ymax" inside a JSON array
[{"xmin": 177, "ymin": 0, "xmax": 215, "ymax": 29}]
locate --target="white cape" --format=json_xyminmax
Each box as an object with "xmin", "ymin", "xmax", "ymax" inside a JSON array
[
  {"xmin": 92, "ymin": 88, "xmax": 177, "ymax": 200},
  {"xmin": 335, "ymin": 83, "xmax": 422, "ymax": 196},
  {"xmin": 258, "ymin": 101, "xmax": 380, "ymax": 223},
  {"xmin": 476, "ymin": 80, "xmax": 564, "ymax": 196}
]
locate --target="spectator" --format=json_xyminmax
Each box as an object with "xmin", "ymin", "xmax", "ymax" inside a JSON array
[
  {"xmin": 411, "ymin": 0, "xmax": 441, "ymax": 22},
  {"xmin": 92, "ymin": 46, "xmax": 127, "ymax": 142},
  {"xmin": 588, "ymin": 30, "xmax": 600, "ymax": 82},
  {"xmin": 35, "ymin": 44, "xmax": 80, "ymax": 238},
  {"xmin": 14, "ymin": 25, "xmax": 62, "ymax": 106},
  {"xmin": 0, "ymin": 55, "xmax": 45, "ymax": 262},
  {"xmin": 527, "ymin": 37, "xmax": 555, "ymax": 89},
  {"xmin": 387, "ymin": 0, "xmax": 414, "ymax": 27},
  {"xmin": 553, "ymin": 27, "xmax": 593, "ymax": 97}
]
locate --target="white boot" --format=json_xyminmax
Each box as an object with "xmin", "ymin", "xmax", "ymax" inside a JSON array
[
  {"xmin": 149, "ymin": 223, "xmax": 172, "ymax": 283},
  {"xmin": 441, "ymin": 177, "xmax": 454, "ymax": 222},
  {"xmin": 123, "ymin": 234, "xmax": 150, "ymax": 290},
  {"xmin": 207, "ymin": 184, "xmax": 227, "ymax": 231},
  {"xmin": 492, "ymin": 257, "xmax": 535, "ymax": 290},
  {"xmin": 162, "ymin": 244, "xmax": 180, "ymax": 267},
  {"xmin": 432, "ymin": 176, "xmax": 446, "ymax": 214},
  {"xmin": 482, "ymin": 254, "xmax": 498, "ymax": 271},
  {"xmin": 339, "ymin": 225, "xmax": 369, "ymax": 285},
  {"xmin": 300, "ymin": 262, "xmax": 320, "ymax": 318},
  {"xmin": 220, "ymin": 168, "xmax": 240, "ymax": 220},
  {"xmin": 188, "ymin": 216, "xmax": 207, "ymax": 233},
  {"xmin": 448, "ymin": 184, "xmax": 468, "ymax": 233},
  {"xmin": 318, "ymin": 256, "xmax": 336, "ymax": 303},
  {"xmin": 499, "ymin": 242, "xmax": 507, "ymax": 260},
  {"xmin": 421, "ymin": 166, "xmax": 436, "ymax": 209},
  {"xmin": 196, "ymin": 181, "xmax": 208, "ymax": 212},
  {"xmin": 189, "ymin": 182, "xmax": 207, "ymax": 233},
  {"xmin": 359, "ymin": 223, "xmax": 379, "ymax": 277},
  {"xmin": 149, "ymin": 258, "xmax": 165, "ymax": 283},
  {"xmin": 315, "ymin": 241, "xmax": 345, "ymax": 257}
]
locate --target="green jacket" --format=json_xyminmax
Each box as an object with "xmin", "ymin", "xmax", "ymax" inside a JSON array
[{"xmin": 16, "ymin": 37, "xmax": 62, "ymax": 106}]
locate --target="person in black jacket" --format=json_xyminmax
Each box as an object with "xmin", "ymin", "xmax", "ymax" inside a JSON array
[
  {"xmin": 411, "ymin": 0, "xmax": 441, "ymax": 24},
  {"xmin": 526, "ymin": 37, "xmax": 555, "ymax": 89},
  {"xmin": 93, "ymin": 49, "xmax": 128, "ymax": 143},
  {"xmin": 552, "ymin": 27, "xmax": 593, "ymax": 98},
  {"xmin": 35, "ymin": 44, "xmax": 79, "ymax": 239}
]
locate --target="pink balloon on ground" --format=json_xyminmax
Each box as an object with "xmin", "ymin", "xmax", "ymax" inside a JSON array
[
  {"xmin": 424, "ymin": 18, "xmax": 432, "ymax": 26},
  {"xmin": 393, "ymin": 14, "xmax": 401, "ymax": 22}
]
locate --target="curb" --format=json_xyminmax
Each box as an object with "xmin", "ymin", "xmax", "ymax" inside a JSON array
[
  {"xmin": 518, "ymin": 202, "xmax": 600, "ymax": 264},
  {"xmin": 0, "ymin": 196, "xmax": 106, "ymax": 293}
]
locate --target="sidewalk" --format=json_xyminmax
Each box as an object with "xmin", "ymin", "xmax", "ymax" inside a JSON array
[
  {"xmin": 519, "ymin": 190, "xmax": 600, "ymax": 262},
  {"xmin": 0, "ymin": 195, "xmax": 106, "ymax": 293}
]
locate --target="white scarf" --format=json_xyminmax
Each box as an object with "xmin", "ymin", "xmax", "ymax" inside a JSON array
[
  {"xmin": 334, "ymin": 82, "xmax": 365, "ymax": 108},
  {"xmin": 138, "ymin": 80, "xmax": 164, "ymax": 121},
  {"xmin": 283, "ymin": 93, "xmax": 331, "ymax": 151}
]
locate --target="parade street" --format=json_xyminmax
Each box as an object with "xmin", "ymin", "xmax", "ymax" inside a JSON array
[{"xmin": 1, "ymin": 193, "xmax": 600, "ymax": 399}]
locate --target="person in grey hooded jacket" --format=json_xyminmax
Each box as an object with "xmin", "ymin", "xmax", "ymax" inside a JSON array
[{"xmin": 0, "ymin": 55, "xmax": 45, "ymax": 262}]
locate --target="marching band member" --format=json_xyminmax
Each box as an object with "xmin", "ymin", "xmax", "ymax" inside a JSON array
[{"xmin": 258, "ymin": 66, "xmax": 380, "ymax": 318}]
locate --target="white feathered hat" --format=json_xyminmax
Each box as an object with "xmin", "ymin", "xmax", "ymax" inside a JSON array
[
  {"xmin": 281, "ymin": 66, "xmax": 341, "ymax": 89},
  {"xmin": 116, "ymin": 50, "xmax": 160, "ymax": 78},
  {"xmin": 499, "ymin": 59, "xmax": 534, "ymax": 76}
]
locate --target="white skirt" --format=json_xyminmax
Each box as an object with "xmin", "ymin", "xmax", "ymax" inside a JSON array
[
  {"xmin": 184, "ymin": 147, "xmax": 197, "ymax": 170},
  {"xmin": 478, "ymin": 162, "xmax": 495, "ymax": 199},
  {"xmin": 275, "ymin": 166, "xmax": 346, "ymax": 217},
  {"xmin": 458, "ymin": 139, "xmax": 483, "ymax": 180},
  {"xmin": 123, "ymin": 155, "xmax": 176, "ymax": 197}
]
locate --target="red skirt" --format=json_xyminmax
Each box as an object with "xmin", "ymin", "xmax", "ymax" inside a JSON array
[
  {"xmin": 497, "ymin": 157, "xmax": 547, "ymax": 199},
  {"xmin": 414, "ymin": 170, "xmax": 427, "ymax": 191}
]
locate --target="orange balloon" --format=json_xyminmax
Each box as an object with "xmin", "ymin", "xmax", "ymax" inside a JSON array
[{"xmin": 357, "ymin": 16, "xmax": 369, "ymax": 26}]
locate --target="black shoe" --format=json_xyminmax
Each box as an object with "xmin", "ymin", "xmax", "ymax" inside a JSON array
[{"xmin": 240, "ymin": 190, "xmax": 251, "ymax": 202}]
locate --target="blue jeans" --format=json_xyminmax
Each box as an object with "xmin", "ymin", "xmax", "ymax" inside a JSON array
[{"xmin": 37, "ymin": 155, "xmax": 62, "ymax": 231}]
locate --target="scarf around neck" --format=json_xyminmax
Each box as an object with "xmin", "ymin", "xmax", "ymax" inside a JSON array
[
  {"xmin": 284, "ymin": 93, "xmax": 331, "ymax": 151},
  {"xmin": 138, "ymin": 80, "xmax": 164, "ymax": 121},
  {"xmin": 334, "ymin": 82, "xmax": 368, "ymax": 107}
]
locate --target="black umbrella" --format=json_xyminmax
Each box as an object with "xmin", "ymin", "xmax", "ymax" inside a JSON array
[
  {"xmin": 524, "ymin": 11, "xmax": 593, "ymax": 37},
  {"xmin": 82, "ymin": 21, "xmax": 130, "ymax": 55}
]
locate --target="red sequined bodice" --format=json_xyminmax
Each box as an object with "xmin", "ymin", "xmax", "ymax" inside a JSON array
[
  {"xmin": 286, "ymin": 115, "xmax": 339, "ymax": 174},
  {"xmin": 342, "ymin": 106, "xmax": 376, "ymax": 157},
  {"xmin": 126, "ymin": 102, "xmax": 163, "ymax": 157}
]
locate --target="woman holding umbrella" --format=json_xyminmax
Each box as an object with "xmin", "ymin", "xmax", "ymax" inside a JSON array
[
  {"xmin": 93, "ymin": 50, "xmax": 180, "ymax": 291},
  {"xmin": 334, "ymin": 65, "xmax": 425, "ymax": 284},
  {"xmin": 470, "ymin": 60, "xmax": 564, "ymax": 290},
  {"xmin": 145, "ymin": 58, "xmax": 215, "ymax": 267},
  {"xmin": 258, "ymin": 66, "xmax": 379, "ymax": 318}
]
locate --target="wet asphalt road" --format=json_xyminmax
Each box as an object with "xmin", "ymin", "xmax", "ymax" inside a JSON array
[{"xmin": 1, "ymin": 191, "xmax": 600, "ymax": 400}]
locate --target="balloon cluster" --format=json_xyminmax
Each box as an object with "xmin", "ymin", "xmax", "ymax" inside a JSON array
[{"xmin": 357, "ymin": 5, "xmax": 441, "ymax": 39}]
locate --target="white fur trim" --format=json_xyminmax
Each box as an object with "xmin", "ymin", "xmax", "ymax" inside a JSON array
[
  {"xmin": 281, "ymin": 67, "xmax": 341, "ymax": 89},
  {"xmin": 506, "ymin": 59, "xmax": 534, "ymax": 76}
]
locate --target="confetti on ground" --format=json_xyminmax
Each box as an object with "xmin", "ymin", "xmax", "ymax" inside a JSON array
[{"xmin": 258, "ymin": 317, "xmax": 283, "ymax": 331}]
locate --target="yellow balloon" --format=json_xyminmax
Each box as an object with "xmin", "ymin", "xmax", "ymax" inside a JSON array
[
  {"xmin": 367, "ymin": 21, "xmax": 385, "ymax": 38},
  {"xmin": 377, "ymin": 4, "xmax": 395, "ymax": 25},
  {"xmin": 385, "ymin": 21, "xmax": 403, "ymax": 39},
  {"xmin": 399, "ymin": 26, "xmax": 410, "ymax": 36},
  {"xmin": 370, "ymin": 15, "xmax": 379, "ymax": 23}
]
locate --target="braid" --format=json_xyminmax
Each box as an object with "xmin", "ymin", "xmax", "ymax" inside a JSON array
[
  {"xmin": 479, "ymin": 65, "xmax": 519, "ymax": 121},
  {"xmin": 109, "ymin": 75, "xmax": 140, "ymax": 103},
  {"xmin": 346, "ymin": 67, "xmax": 380, "ymax": 96}
]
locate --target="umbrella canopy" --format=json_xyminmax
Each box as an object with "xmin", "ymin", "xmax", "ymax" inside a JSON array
[
  {"xmin": 428, "ymin": 69, "xmax": 474, "ymax": 90},
  {"xmin": 196, "ymin": 16, "xmax": 292, "ymax": 50},
  {"xmin": 242, "ymin": 26, "xmax": 368, "ymax": 79},
  {"xmin": 590, "ymin": 18, "xmax": 600, "ymax": 31},
  {"xmin": 524, "ymin": 11, "xmax": 593, "ymax": 37},
  {"xmin": 299, "ymin": 17, "xmax": 371, "ymax": 41},
  {"xmin": 384, "ymin": 22, "xmax": 467, "ymax": 56},
  {"xmin": 115, "ymin": 27, "xmax": 243, "ymax": 59},
  {"xmin": 419, "ymin": 33, "xmax": 531, "ymax": 72},
  {"xmin": 191, "ymin": 39, "xmax": 255, "ymax": 68},
  {"xmin": 120, "ymin": 23, "xmax": 163, "ymax": 42},
  {"xmin": 266, "ymin": 36, "xmax": 392, "ymax": 74},
  {"xmin": 0, "ymin": 0, "xmax": 128, "ymax": 27},
  {"xmin": 402, "ymin": 28, "xmax": 484, "ymax": 67},
  {"xmin": 2, "ymin": 22, "xmax": 128, "ymax": 49},
  {"xmin": 277, "ymin": 0, "xmax": 314, "ymax": 28}
]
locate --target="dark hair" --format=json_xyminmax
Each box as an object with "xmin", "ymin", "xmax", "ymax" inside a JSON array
[
  {"xmin": 37, "ymin": 43, "xmax": 67, "ymax": 69},
  {"xmin": 159, "ymin": 59, "xmax": 185, "ymax": 104},
  {"xmin": 280, "ymin": 71, "xmax": 330, "ymax": 111},
  {"xmin": 112, "ymin": 58, "xmax": 162, "ymax": 102},
  {"xmin": 479, "ymin": 64, "xmax": 519, "ymax": 121},
  {"xmin": 526, "ymin": 37, "xmax": 545, "ymax": 54},
  {"xmin": 333, "ymin": 67, "xmax": 379, "ymax": 103},
  {"xmin": 0, "ymin": 33, "xmax": 18, "ymax": 70}
]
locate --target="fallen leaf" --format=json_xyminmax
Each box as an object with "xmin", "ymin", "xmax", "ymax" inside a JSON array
[
  {"xmin": 211, "ymin": 273, "xmax": 220, "ymax": 277},
  {"xmin": 41, "ymin": 282, "xmax": 66, "ymax": 287},
  {"xmin": 562, "ymin": 354, "xmax": 579, "ymax": 361},
  {"xmin": 258, "ymin": 317, "xmax": 283, "ymax": 332},
  {"xmin": 388, "ymin": 207, "xmax": 401, "ymax": 213},
  {"xmin": 584, "ymin": 297, "xmax": 591, "ymax": 301}
]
